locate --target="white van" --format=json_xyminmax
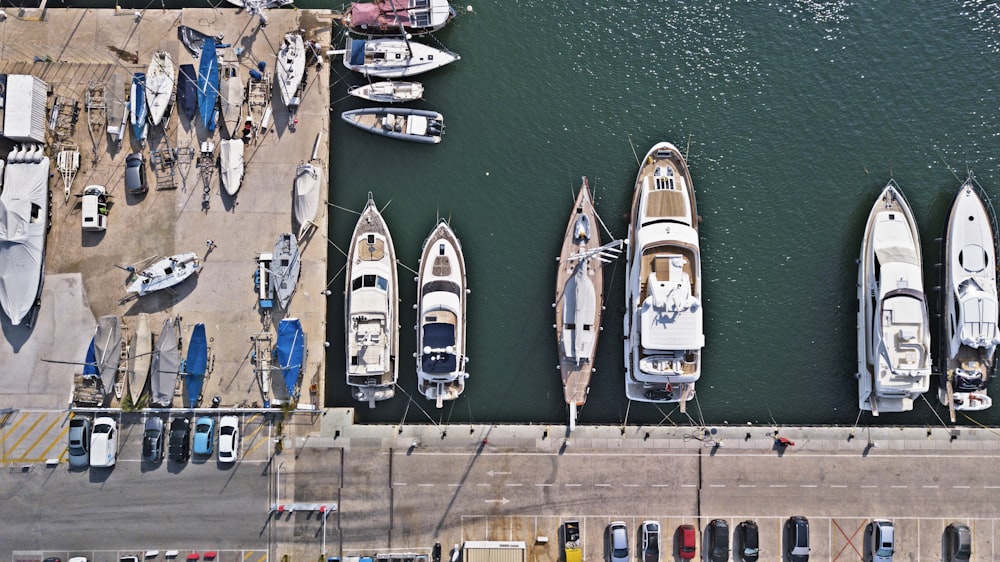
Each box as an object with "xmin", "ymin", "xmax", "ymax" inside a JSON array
[
  {"xmin": 81, "ymin": 185, "xmax": 109, "ymax": 231},
  {"xmin": 90, "ymin": 416, "xmax": 118, "ymax": 468}
]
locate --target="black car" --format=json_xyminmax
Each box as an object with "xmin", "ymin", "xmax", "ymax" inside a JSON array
[
  {"xmin": 738, "ymin": 520, "xmax": 759, "ymax": 562},
  {"xmin": 707, "ymin": 519, "xmax": 729, "ymax": 562},
  {"xmin": 142, "ymin": 416, "xmax": 165, "ymax": 463},
  {"xmin": 944, "ymin": 523, "xmax": 971, "ymax": 562},
  {"xmin": 787, "ymin": 516, "xmax": 810, "ymax": 562},
  {"xmin": 168, "ymin": 417, "xmax": 191, "ymax": 462}
]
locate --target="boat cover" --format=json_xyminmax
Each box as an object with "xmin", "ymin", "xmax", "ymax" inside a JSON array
[
  {"xmin": 83, "ymin": 337, "xmax": 98, "ymax": 376},
  {"xmin": 197, "ymin": 38, "xmax": 220, "ymax": 131},
  {"xmin": 349, "ymin": 39, "xmax": 366, "ymax": 66},
  {"xmin": 293, "ymin": 163, "xmax": 320, "ymax": 233},
  {"xmin": 177, "ymin": 64, "xmax": 198, "ymax": 121},
  {"xmin": 184, "ymin": 323, "xmax": 208, "ymax": 408},
  {"xmin": 0, "ymin": 152, "xmax": 49, "ymax": 325},
  {"xmin": 274, "ymin": 318, "xmax": 304, "ymax": 399},
  {"xmin": 178, "ymin": 25, "xmax": 212, "ymax": 59},
  {"xmin": 94, "ymin": 315, "xmax": 122, "ymax": 393},
  {"xmin": 150, "ymin": 317, "xmax": 179, "ymax": 407},
  {"xmin": 421, "ymin": 323, "xmax": 457, "ymax": 372}
]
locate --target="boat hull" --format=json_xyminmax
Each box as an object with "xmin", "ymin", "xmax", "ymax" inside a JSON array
[
  {"xmin": 219, "ymin": 138, "xmax": 245, "ymax": 196},
  {"xmin": 128, "ymin": 313, "xmax": 152, "ymax": 405},
  {"xmin": 220, "ymin": 64, "xmax": 245, "ymax": 138},
  {"xmin": 293, "ymin": 163, "xmax": 321, "ymax": 236},
  {"xmin": 344, "ymin": 36, "xmax": 459, "ymax": 79},
  {"xmin": 347, "ymin": 81, "xmax": 424, "ymax": 104},
  {"xmin": 126, "ymin": 252, "xmax": 201, "ymax": 296},
  {"xmin": 130, "ymin": 73, "xmax": 148, "ymax": 144},
  {"xmin": 343, "ymin": 0, "xmax": 455, "ymax": 36},
  {"xmin": 271, "ymin": 233, "xmax": 301, "ymax": 309},
  {"xmin": 183, "ymin": 323, "xmax": 207, "ymax": 409},
  {"xmin": 150, "ymin": 318, "xmax": 179, "ymax": 407},
  {"xmin": 177, "ymin": 64, "xmax": 198, "ymax": 122},
  {"xmin": 624, "ymin": 142, "xmax": 703, "ymax": 404},
  {"xmin": 197, "ymin": 38, "xmax": 220, "ymax": 131},
  {"xmin": 145, "ymin": 51, "xmax": 175, "ymax": 127},
  {"xmin": 276, "ymin": 33, "xmax": 305, "ymax": 108},
  {"xmin": 341, "ymin": 107, "xmax": 443, "ymax": 144}
]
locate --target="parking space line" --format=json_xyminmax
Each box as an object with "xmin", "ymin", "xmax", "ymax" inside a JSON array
[
  {"xmin": 15, "ymin": 413, "xmax": 64, "ymax": 460},
  {"xmin": 3, "ymin": 413, "xmax": 45, "ymax": 456},
  {"xmin": 36, "ymin": 424, "xmax": 70, "ymax": 461}
]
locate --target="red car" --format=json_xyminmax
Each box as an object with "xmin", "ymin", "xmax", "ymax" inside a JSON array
[{"xmin": 677, "ymin": 524, "xmax": 697, "ymax": 560}]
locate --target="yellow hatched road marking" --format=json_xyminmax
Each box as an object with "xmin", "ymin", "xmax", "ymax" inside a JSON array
[
  {"xmin": 242, "ymin": 552, "xmax": 254, "ymax": 561},
  {"xmin": 37, "ymin": 425, "xmax": 71, "ymax": 461},
  {"xmin": 244, "ymin": 434, "xmax": 269, "ymax": 458},
  {"xmin": 5, "ymin": 413, "xmax": 45, "ymax": 453},
  {"xmin": 16, "ymin": 413, "xmax": 64, "ymax": 459},
  {"xmin": 0, "ymin": 412, "xmax": 30, "ymax": 443},
  {"xmin": 245, "ymin": 413, "xmax": 262, "ymax": 425},
  {"xmin": 245, "ymin": 419, "xmax": 268, "ymax": 442},
  {"xmin": 254, "ymin": 554, "xmax": 268, "ymax": 562}
]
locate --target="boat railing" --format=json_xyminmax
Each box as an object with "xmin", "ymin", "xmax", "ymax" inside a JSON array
[{"xmin": 967, "ymin": 173, "xmax": 1000, "ymax": 273}]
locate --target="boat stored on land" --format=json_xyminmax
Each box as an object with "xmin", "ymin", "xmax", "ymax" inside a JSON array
[
  {"xmin": 416, "ymin": 220, "xmax": 469, "ymax": 408},
  {"xmin": 220, "ymin": 63, "xmax": 245, "ymax": 138},
  {"xmin": 271, "ymin": 233, "xmax": 301, "ymax": 309},
  {"xmin": 128, "ymin": 312, "xmax": 152, "ymax": 405},
  {"xmin": 197, "ymin": 38, "xmax": 220, "ymax": 132},
  {"xmin": 0, "ymin": 144, "xmax": 50, "ymax": 326},
  {"xmin": 150, "ymin": 317, "xmax": 180, "ymax": 407},
  {"xmin": 273, "ymin": 318, "xmax": 305, "ymax": 404},
  {"xmin": 145, "ymin": 51, "xmax": 175, "ymax": 127},
  {"xmin": 219, "ymin": 138, "xmax": 245, "ymax": 196},
  {"xmin": 183, "ymin": 323, "xmax": 208, "ymax": 408},
  {"xmin": 555, "ymin": 178, "xmax": 621, "ymax": 423},
  {"xmin": 348, "ymin": 80, "xmax": 424, "ymax": 103},
  {"xmin": 346, "ymin": 194, "xmax": 399, "ymax": 407},
  {"xmin": 177, "ymin": 64, "xmax": 198, "ymax": 122},
  {"xmin": 339, "ymin": 0, "xmax": 455, "ymax": 36},
  {"xmin": 342, "ymin": 107, "xmax": 443, "ymax": 143},
  {"xmin": 293, "ymin": 162, "xmax": 320, "ymax": 237},
  {"xmin": 84, "ymin": 315, "xmax": 122, "ymax": 397},
  {"xmin": 344, "ymin": 36, "xmax": 459, "ymax": 79},
  {"xmin": 857, "ymin": 180, "xmax": 932, "ymax": 415},
  {"xmin": 276, "ymin": 32, "xmax": 305, "ymax": 109},
  {"xmin": 125, "ymin": 253, "xmax": 202, "ymax": 297},
  {"xmin": 938, "ymin": 176, "xmax": 999, "ymax": 418},
  {"xmin": 130, "ymin": 72, "xmax": 148, "ymax": 145},
  {"xmin": 624, "ymin": 142, "xmax": 703, "ymax": 404},
  {"xmin": 106, "ymin": 73, "xmax": 129, "ymax": 148}
]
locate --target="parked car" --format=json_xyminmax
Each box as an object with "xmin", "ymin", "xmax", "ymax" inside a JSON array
[
  {"xmin": 89, "ymin": 416, "xmax": 118, "ymax": 468},
  {"xmin": 787, "ymin": 516, "xmax": 810, "ymax": 562},
  {"xmin": 124, "ymin": 152, "xmax": 147, "ymax": 194},
  {"xmin": 944, "ymin": 523, "xmax": 972, "ymax": 562},
  {"xmin": 707, "ymin": 519, "xmax": 729, "ymax": 562},
  {"xmin": 738, "ymin": 520, "xmax": 759, "ymax": 562},
  {"xmin": 608, "ymin": 521, "xmax": 629, "ymax": 562},
  {"xmin": 193, "ymin": 416, "xmax": 215, "ymax": 456},
  {"xmin": 640, "ymin": 521, "xmax": 660, "ymax": 562},
  {"xmin": 169, "ymin": 416, "xmax": 191, "ymax": 462},
  {"xmin": 676, "ymin": 524, "xmax": 696, "ymax": 560},
  {"xmin": 67, "ymin": 417, "xmax": 91, "ymax": 468},
  {"xmin": 80, "ymin": 184, "xmax": 109, "ymax": 231},
  {"xmin": 142, "ymin": 416, "xmax": 164, "ymax": 463},
  {"xmin": 867, "ymin": 519, "xmax": 894, "ymax": 562},
  {"xmin": 218, "ymin": 415, "xmax": 240, "ymax": 463}
]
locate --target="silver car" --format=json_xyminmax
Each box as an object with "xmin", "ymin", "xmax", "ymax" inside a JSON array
[
  {"xmin": 67, "ymin": 417, "xmax": 90, "ymax": 468},
  {"xmin": 609, "ymin": 521, "xmax": 628, "ymax": 562}
]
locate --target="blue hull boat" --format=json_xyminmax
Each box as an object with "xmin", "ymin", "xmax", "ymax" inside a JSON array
[
  {"xmin": 82, "ymin": 336, "xmax": 98, "ymax": 377},
  {"xmin": 177, "ymin": 64, "xmax": 198, "ymax": 122},
  {"xmin": 274, "ymin": 318, "xmax": 305, "ymax": 402},
  {"xmin": 131, "ymin": 72, "xmax": 148, "ymax": 142},
  {"xmin": 197, "ymin": 38, "xmax": 220, "ymax": 131},
  {"xmin": 183, "ymin": 323, "xmax": 208, "ymax": 408}
]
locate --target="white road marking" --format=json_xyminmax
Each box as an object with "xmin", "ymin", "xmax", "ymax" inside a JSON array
[
  {"xmin": 418, "ymin": 483, "xmax": 434, "ymax": 487},
  {"xmin": 739, "ymin": 485, "xmax": 756, "ymax": 488},
  {"xmin": 566, "ymin": 483, "xmax": 582, "ymax": 487},
  {"xmin": 800, "ymin": 485, "xmax": 817, "ymax": 488},
  {"xmin": 830, "ymin": 485, "xmax": 847, "ymax": 488}
]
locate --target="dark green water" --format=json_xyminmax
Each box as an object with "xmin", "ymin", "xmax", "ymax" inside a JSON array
[{"xmin": 320, "ymin": 0, "xmax": 1000, "ymax": 427}]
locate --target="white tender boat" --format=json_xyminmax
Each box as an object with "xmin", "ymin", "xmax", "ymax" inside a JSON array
[
  {"xmin": 126, "ymin": 253, "xmax": 201, "ymax": 297},
  {"xmin": 145, "ymin": 51, "xmax": 175, "ymax": 127},
  {"xmin": 344, "ymin": 36, "xmax": 459, "ymax": 79},
  {"xmin": 624, "ymin": 143, "xmax": 703, "ymax": 404},
  {"xmin": 219, "ymin": 138, "xmax": 245, "ymax": 196},
  {"xmin": 857, "ymin": 180, "xmax": 932, "ymax": 415},
  {"xmin": 939, "ymin": 176, "xmax": 999, "ymax": 416},
  {"xmin": 416, "ymin": 220, "xmax": 469, "ymax": 408},
  {"xmin": 293, "ymin": 163, "xmax": 321, "ymax": 237},
  {"xmin": 341, "ymin": 107, "xmax": 444, "ymax": 144},
  {"xmin": 276, "ymin": 33, "xmax": 306, "ymax": 109},
  {"xmin": 346, "ymin": 194, "xmax": 399, "ymax": 407},
  {"xmin": 348, "ymin": 81, "xmax": 424, "ymax": 104},
  {"xmin": 220, "ymin": 63, "xmax": 245, "ymax": 138}
]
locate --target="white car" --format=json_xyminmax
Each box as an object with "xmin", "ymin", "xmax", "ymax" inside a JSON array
[
  {"xmin": 80, "ymin": 185, "xmax": 109, "ymax": 231},
  {"xmin": 90, "ymin": 416, "xmax": 118, "ymax": 468},
  {"xmin": 218, "ymin": 415, "xmax": 240, "ymax": 463}
]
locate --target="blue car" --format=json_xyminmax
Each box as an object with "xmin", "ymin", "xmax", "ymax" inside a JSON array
[{"xmin": 193, "ymin": 416, "xmax": 215, "ymax": 455}]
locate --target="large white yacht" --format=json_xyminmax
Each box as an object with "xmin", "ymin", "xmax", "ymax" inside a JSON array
[
  {"xmin": 415, "ymin": 220, "xmax": 469, "ymax": 408},
  {"xmin": 624, "ymin": 142, "xmax": 703, "ymax": 403},
  {"xmin": 938, "ymin": 176, "xmax": 999, "ymax": 416},
  {"xmin": 346, "ymin": 195, "xmax": 399, "ymax": 408},
  {"xmin": 857, "ymin": 180, "xmax": 932, "ymax": 414}
]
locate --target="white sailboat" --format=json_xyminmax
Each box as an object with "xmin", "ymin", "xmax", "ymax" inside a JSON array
[
  {"xmin": 145, "ymin": 50, "xmax": 175, "ymax": 127},
  {"xmin": 345, "ymin": 194, "xmax": 399, "ymax": 407},
  {"xmin": 624, "ymin": 143, "xmax": 703, "ymax": 404},
  {"xmin": 220, "ymin": 63, "xmax": 245, "ymax": 138},
  {"xmin": 276, "ymin": 32, "xmax": 306, "ymax": 109},
  {"xmin": 293, "ymin": 162, "xmax": 321, "ymax": 237},
  {"xmin": 857, "ymin": 180, "xmax": 932, "ymax": 414},
  {"xmin": 343, "ymin": 35, "xmax": 459, "ymax": 79},
  {"xmin": 416, "ymin": 220, "xmax": 469, "ymax": 408},
  {"xmin": 125, "ymin": 253, "xmax": 202, "ymax": 297},
  {"xmin": 939, "ymin": 176, "xmax": 1000, "ymax": 416}
]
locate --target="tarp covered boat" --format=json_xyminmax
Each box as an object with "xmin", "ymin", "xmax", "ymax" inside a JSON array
[
  {"xmin": 150, "ymin": 317, "xmax": 179, "ymax": 407},
  {"xmin": 183, "ymin": 323, "xmax": 208, "ymax": 408},
  {"xmin": 197, "ymin": 38, "xmax": 220, "ymax": 132},
  {"xmin": 273, "ymin": 317, "xmax": 305, "ymax": 403},
  {"xmin": 0, "ymin": 144, "xmax": 49, "ymax": 326},
  {"xmin": 177, "ymin": 64, "xmax": 198, "ymax": 122},
  {"xmin": 293, "ymin": 163, "xmax": 320, "ymax": 237}
]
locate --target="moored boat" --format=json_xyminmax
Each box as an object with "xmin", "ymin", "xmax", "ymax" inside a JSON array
[
  {"xmin": 128, "ymin": 312, "xmax": 152, "ymax": 405},
  {"xmin": 416, "ymin": 220, "xmax": 469, "ymax": 408},
  {"xmin": 624, "ymin": 143, "xmax": 703, "ymax": 404},
  {"xmin": 347, "ymin": 80, "xmax": 424, "ymax": 103},
  {"xmin": 293, "ymin": 163, "xmax": 321, "ymax": 237},
  {"xmin": 344, "ymin": 35, "xmax": 459, "ymax": 79},
  {"xmin": 340, "ymin": 0, "xmax": 455, "ymax": 36},
  {"xmin": 276, "ymin": 32, "xmax": 306, "ymax": 109},
  {"xmin": 130, "ymin": 72, "xmax": 148, "ymax": 144},
  {"xmin": 150, "ymin": 317, "xmax": 180, "ymax": 407},
  {"xmin": 125, "ymin": 253, "xmax": 202, "ymax": 297},
  {"xmin": 555, "ymin": 177, "xmax": 621, "ymax": 424},
  {"xmin": 220, "ymin": 63, "xmax": 245, "ymax": 138},
  {"xmin": 346, "ymin": 194, "xmax": 399, "ymax": 407},
  {"xmin": 145, "ymin": 51, "xmax": 175, "ymax": 127},
  {"xmin": 182, "ymin": 323, "xmax": 208, "ymax": 408},
  {"xmin": 271, "ymin": 233, "xmax": 301, "ymax": 309},
  {"xmin": 197, "ymin": 37, "xmax": 221, "ymax": 131},
  {"xmin": 341, "ymin": 107, "xmax": 443, "ymax": 144},
  {"xmin": 857, "ymin": 180, "xmax": 932, "ymax": 415},
  {"xmin": 938, "ymin": 176, "xmax": 1000, "ymax": 418},
  {"xmin": 219, "ymin": 138, "xmax": 245, "ymax": 196},
  {"xmin": 176, "ymin": 64, "xmax": 198, "ymax": 122}
]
